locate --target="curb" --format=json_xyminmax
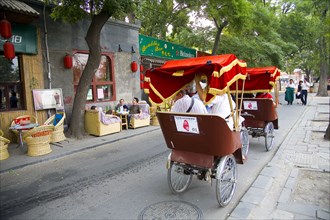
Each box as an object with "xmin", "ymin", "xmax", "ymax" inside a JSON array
[{"xmin": 0, "ymin": 126, "xmax": 161, "ymax": 174}]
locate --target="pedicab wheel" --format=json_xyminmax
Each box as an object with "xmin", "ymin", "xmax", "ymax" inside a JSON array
[
  {"xmin": 264, "ymin": 122, "xmax": 275, "ymax": 151},
  {"xmin": 240, "ymin": 127, "xmax": 249, "ymax": 159},
  {"xmin": 167, "ymin": 162, "xmax": 192, "ymax": 194},
  {"xmin": 216, "ymin": 155, "xmax": 237, "ymax": 207}
]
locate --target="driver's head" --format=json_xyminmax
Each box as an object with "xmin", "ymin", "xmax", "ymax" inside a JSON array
[{"xmin": 174, "ymin": 89, "xmax": 186, "ymax": 102}]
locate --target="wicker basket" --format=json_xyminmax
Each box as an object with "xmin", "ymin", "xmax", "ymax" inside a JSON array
[
  {"xmin": 0, "ymin": 130, "xmax": 10, "ymax": 160},
  {"xmin": 150, "ymin": 107, "xmax": 159, "ymax": 126},
  {"xmin": 23, "ymin": 125, "xmax": 54, "ymax": 157},
  {"xmin": 44, "ymin": 112, "xmax": 66, "ymax": 143}
]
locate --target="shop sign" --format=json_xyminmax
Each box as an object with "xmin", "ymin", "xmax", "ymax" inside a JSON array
[
  {"xmin": 139, "ymin": 34, "xmax": 196, "ymax": 60},
  {"xmin": 0, "ymin": 24, "xmax": 37, "ymax": 54}
]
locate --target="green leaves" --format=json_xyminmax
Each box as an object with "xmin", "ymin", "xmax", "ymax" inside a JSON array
[{"xmin": 50, "ymin": 0, "xmax": 135, "ymax": 23}]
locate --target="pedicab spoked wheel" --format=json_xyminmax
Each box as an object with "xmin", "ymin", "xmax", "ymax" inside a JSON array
[
  {"xmin": 240, "ymin": 127, "xmax": 249, "ymax": 159},
  {"xmin": 264, "ymin": 122, "xmax": 275, "ymax": 151},
  {"xmin": 167, "ymin": 161, "xmax": 192, "ymax": 194},
  {"xmin": 216, "ymin": 154, "xmax": 237, "ymax": 207}
]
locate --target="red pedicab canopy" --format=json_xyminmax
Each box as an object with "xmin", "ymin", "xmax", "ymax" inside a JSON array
[
  {"xmin": 144, "ymin": 54, "xmax": 247, "ymax": 106},
  {"xmin": 230, "ymin": 66, "xmax": 281, "ymax": 93}
]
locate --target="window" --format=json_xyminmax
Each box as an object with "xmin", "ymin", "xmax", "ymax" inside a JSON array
[
  {"xmin": 73, "ymin": 53, "xmax": 115, "ymax": 102},
  {"xmin": 0, "ymin": 55, "xmax": 24, "ymax": 111}
]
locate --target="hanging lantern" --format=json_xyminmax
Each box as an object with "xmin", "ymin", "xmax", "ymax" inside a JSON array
[
  {"xmin": 140, "ymin": 73, "xmax": 144, "ymax": 81},
  {"xmin": 140, "ymin": 82, "xmax": 144, "ymax": 89},
  {"xmin": 131, "ymin": 61, "xmax": 138, "ymax": 72},
  {"xmin": 3, "ymin": 41, "xmax": 15, "ymax": 60},
  {"xmin": 140, "ymin": 64, "xmax": 144, "ymax": 72},
  {"xmin": 0, "ymin": 19, "xmax": 12, "ymax": 39},
  {"xmin": 64, "ymin": 54, "xmax": 73, "ymax": 69}
]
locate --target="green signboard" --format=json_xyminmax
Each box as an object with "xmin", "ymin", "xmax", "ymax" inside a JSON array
[
  {"xmin": 0, "ymin": 24, "xmax": 37, "ymax": 54},
  {"xmin": 139, "ymin": 34, "xmax": 196, "ymax": 60}
]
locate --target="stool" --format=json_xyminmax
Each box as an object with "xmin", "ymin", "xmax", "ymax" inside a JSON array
[{"xmin": 119, "ymin": 114, "xmax": 128, "ymax": 130}]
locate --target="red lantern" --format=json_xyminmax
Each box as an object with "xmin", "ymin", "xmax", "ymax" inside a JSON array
[
  {"xmin": 140, "ymin": 82, "xmax": 144, "ymax": 89},
  {"xmin": 140, "ymin": 64, "xmax": 144, "ymax": 72},
  {"xmin": 0, "ymin": 19, "xmax": 12, "ymax": 39},
  {"xmin": 3, "ymin": 41, "xmax": 15, "ymax": 60},
  {"xmin": 131, "ymin": 61, "xmax": 138, "ymax": 72},
  {"xmin": 140, "ymin": 73, "xmax": 144, "ymax": 81},
  {"xmin": 64, "ymin": 54, "xmax": 73, "ymax": 69}
]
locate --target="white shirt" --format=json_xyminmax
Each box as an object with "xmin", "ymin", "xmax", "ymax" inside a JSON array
[
  {"xmin": 192, "ymin": 93, "xmax": 213, "ymax": 113},
  {"xmin": 301, "ymin": 81, "xmax": 310, "ymax": 90},
  {"xmin": 287, "ymin": 82, "xmax": 295, "ymax": 88},
  {"xmin": 210, "ymin": 94, "xmax": 236, "ymax": 131},
  {"xmin": 210, "ymin": 94, "xmax": 235, "ymax": 119},
  {"xmin": 172, "ymin": 95, "xmax": 208, "ymax": 114}
]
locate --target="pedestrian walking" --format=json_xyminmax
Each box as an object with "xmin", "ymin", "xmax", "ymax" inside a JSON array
[
  {"xmin": 301, "ymin": 78, "xmax": 310, "ymax": 105},
  {"xmin": 296, "ymin": 80, "xmax": 302, "ymax": 104},
  {"xmin": 285, "ymin": 79, "xmax": 295, "ymax": 105}
]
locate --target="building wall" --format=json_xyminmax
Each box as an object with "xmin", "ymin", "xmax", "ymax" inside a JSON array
[
  {"xmin": 30, "ymin": 4, "xmax": 141, "ymax": 124},
  {"xmin": 1, "ymin": 2, "xmax": 141, "ymax": 141},
  {"xmin": 1, "ymin": 29, "xmax": 47, "ymax": 141}
]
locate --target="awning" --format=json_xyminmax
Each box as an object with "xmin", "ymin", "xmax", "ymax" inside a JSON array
[
  {"xmin": 0, "ymin": 0, "xmax": 39, "ymax": 23},
  {"xmin": 230, "ymin": 66, "xmax": 281, "ymax": 93},
  {"xmin": 144, "ymin": 54, "xmax": 247, "ymax": 106}
]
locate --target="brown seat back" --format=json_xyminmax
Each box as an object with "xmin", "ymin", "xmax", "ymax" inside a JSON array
[
  {"xmin": 156, "ymin": 112, "xmax": 242, "ymax": 157},
  {"xmin": 239, "ymin": 98, "xmax": 277, "ymax": 122}
]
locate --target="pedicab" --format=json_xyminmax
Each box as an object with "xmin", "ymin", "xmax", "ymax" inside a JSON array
[
  {"xmin": 144, "ymin": 54, "xmax": 248, "ymax": 207},
  {"xmin": 230, "ymin": 66, "xmax": 281, "ymax": 151}
]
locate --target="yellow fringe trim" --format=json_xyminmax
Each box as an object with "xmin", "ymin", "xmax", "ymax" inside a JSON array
[{"xmin": 173, "ymin": 70, "xmax": 184, "ymax": 76}]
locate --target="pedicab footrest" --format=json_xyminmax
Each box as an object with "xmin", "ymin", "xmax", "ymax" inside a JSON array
[{"xmin": 171, "ymin": 149, "xmax": 214, "ymax": 169}]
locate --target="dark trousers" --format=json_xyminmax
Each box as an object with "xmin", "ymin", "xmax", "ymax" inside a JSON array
[{"xmin": 301, "ymin": 90, "xmax": 308, "ymax": 105}]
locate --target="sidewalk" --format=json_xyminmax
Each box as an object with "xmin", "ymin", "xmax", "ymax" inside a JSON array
[
  {"xmin": 1, "ymin": 95, "xmax": 329, "ymax": 220},
  {"xmin": 0, "ymin": 125, "xmax": 160, "ymax": 174},
  {"xmin": 229, "ymin": 94, "xmax": 330, "ymax": 220}
]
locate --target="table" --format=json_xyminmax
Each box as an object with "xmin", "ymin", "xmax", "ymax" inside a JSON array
[
  {"xmin": 115, "ymin": 112, "xmax": 129, "ymax": 130},
  {"xmin": 9, "ymin": 123, "xmax": 39, "ymax": 151}
]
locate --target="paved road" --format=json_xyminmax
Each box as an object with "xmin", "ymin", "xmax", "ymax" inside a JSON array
[{"xmin": 0, "ymin": 94, "xmax": 309, "ymax": 219}]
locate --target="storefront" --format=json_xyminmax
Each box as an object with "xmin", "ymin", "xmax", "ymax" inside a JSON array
[
  {"xmin": 139, "ymin": 34, "xmax": 197, "ymax": 101},
  {"xmin": 1, "ymin": 0, "xmax": 141, "ymax": 141}
]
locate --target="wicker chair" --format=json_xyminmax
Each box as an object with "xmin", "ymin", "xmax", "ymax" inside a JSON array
[
  {"xmin": 44, "ymin": 112, "xmax": 66, "ymax": 143},
  {"xmin": 23, "ymin": 125, "xmax": 54, "ymax": 157},
  {"xmin": 11, "ymin": 115, "xmax": 38, "ymax": 143},
  {"xmin": 0, "ymin": 130, "xmax": 10, "ymax": 160}
]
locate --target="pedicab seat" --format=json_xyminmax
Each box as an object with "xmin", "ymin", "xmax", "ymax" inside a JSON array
[
  {"xmin": 156, "ymin": 111, "xmax": 244, "ymax": 168},
  {"xmin": 240, "ymin": 98, "xmax": 278, "ymax": 129}
]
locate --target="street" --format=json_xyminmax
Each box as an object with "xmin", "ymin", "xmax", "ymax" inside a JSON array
[{"xmin": 0, "ymin": 94, "xmax": 308, "ymax": 219}]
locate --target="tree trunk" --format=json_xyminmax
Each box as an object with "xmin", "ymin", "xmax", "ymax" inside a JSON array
[
  {"xmin": 325, "ymin": 123, "xmax": 330, "ymax": 140},
  {"xmin": 317, "ymin": 6, "xmax": 329, "ymax": 97},
  {"xmin": 316, "ymin": 35, "xmax": 329, "ymax": 97},
  {"xmin": 67, "ymin": 12, "xmax": 111, "ymax": 139},
  {"xmin": 212, "ymin": 20, "xmax": 228, "ymax": 55},
  {"xmin": 317, "ymin": 60, "xmax": 329, "ymax": 97}
]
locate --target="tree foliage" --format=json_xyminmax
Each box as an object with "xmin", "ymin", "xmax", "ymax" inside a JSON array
[
  {"xmin": 47, "ymin": 0, "xmax": 328, "ymax": 139},
  {"xmin": 136, "ymin": 0, "xmax": 328, "ymax": 96},
  {"xmin": 50, "ymin": 0, "xmax": 135, "ymax": 139},
  {"xmin": 135, "ymin": 0, "xmax": 191, "ymax": 40}
]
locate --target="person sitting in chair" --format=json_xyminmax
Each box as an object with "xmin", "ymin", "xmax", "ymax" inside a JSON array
[
  {"xmin": 115, "ymin": 99, "xmax": 128, "ymax": 113},
  {"xmin": 127, "ymin": 97, "xmax": 142, "ymax": 126},
  {"xmin": 194, "ymin": 73, "xmax": 243, "ymax": 131},
  {"xmin": 171, "ymin": 89, "xmax": 208, "ymax": 114},
  {"xmin": 91, "ymin": 106, "xmax": 120, "ymax": 125}
]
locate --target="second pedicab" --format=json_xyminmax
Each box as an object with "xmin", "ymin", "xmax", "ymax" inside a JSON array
[
  {"xmin": 144, "ymin": 54, "xmax": 248, "ymax": 207},
  {"xmin": 230, "ymin": 66, "xmax": 281, "ymax": 151}
]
